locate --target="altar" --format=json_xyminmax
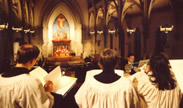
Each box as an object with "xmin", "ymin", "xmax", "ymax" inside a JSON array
[{"xmin": 52, "ymin": 40, "xmax": 71, "ymax": 57}]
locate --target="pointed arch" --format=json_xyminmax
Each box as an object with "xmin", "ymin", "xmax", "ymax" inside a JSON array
[
  {"xmin": 89, "ymin": 12, "xmax": 95, "ymax": 31},
  {"xmin": 42, "ymin": 2, "xmax": 83, "ymax": 57},
  {"xmin": 106, "ymin": 1, "xmax": 117, "ymax": 24},
  {"xmin": 121, "ymin": 0, "xmax": 142, "ymax": 23}
]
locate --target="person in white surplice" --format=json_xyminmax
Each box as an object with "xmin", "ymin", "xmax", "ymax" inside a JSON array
[
  {"xmin": 75, "ymin": 49, "xmax": 140, "ymax": 108},
  {"xmin": 0, "ymin": 44, "xmax": 54, "ymax": 108},
  {"xmin": 130, "ymin": 53, "xmax": 182, "ymax": 108}
]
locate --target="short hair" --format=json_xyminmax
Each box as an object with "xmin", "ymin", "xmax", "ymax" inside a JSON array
[
  {"xmin": 99, "ymin": 49, "xmax": 118, "ymax": 70},
  {"xmin": 149, "ymin": 53, "xmax": 176, "ymax": 90},
  {"xmin": 127, "ymin": 53, "xmax": 134, "ymax": 58},
  {"xmin": 16, "ymin": 44, "xmax": 40, "ymax": 64}
]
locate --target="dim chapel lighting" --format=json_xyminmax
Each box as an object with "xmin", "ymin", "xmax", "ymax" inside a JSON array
[
  {"xmin": 160, "ymin": 25, "xmax": 174, "ymax": 34},
  {"xmin": 0, "ymin": 23, "xmax": 8, "ymax": 30},
  {"xmin": 108, "ymin": 29, "xmax": 116, "ymax": 34},
  {"xmin": 24, "ymin": 29, "xmax": 30, "ymax": 33},
  {"xmin": 12, "ymin": 26, "xmax": 23, "ymax": 32},
  {"xmin": 89, "ymin": 31, "xmax": 95, "ymax": 35},
  {"xmin": 126, "ymin": 28, "xmax": 136, "ymax": 34},
  {"xmin": 97, "ymin": 30, "xmax": 103, "ymax": 34}
]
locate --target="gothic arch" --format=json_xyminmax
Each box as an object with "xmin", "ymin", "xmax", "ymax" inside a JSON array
[
  {"xmin": 106, "ymin": 1, "xmax": 117, "ymax": 25},
  {"xmin": 89, "ymin": 12, "xmax": 95, "ymax": 32},
  {"xmin": 96, "ymin": 7, "xmax": 104, "ymax": 29},
  {"xmin": 121, "ymin": 0, "xmax": 142, "ymax": 23},
  {"xmin": 42, "ymin": 2, "xmax": 83, "ymax": 57}
]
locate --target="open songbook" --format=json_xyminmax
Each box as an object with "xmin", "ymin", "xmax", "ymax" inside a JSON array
[
  {"xmin": 138, "ymin": 59, "xmax": 149, "ymax": 68},
  {"xmin": 30, "ymin": 66, "xmax": 77, "ymax": 97}
]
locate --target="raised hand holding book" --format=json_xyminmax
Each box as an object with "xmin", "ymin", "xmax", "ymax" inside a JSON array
[{"xmin": 30, "ymin": 66, "xmax": 77, "ymax": 97}]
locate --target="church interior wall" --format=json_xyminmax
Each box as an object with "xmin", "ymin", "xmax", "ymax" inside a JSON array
[
  {"xmin": 147, "ymin": 9, "xmax": 174, "ymax": 58},
  {"xmin": 1, "ymin": 0, "xmax": 183, "ymax": 72},
  {"xmin": 121, "ymin": 19, "xmax": 133, "ymax": 58},
  {"xmin": 126, "ymin": 5, "xmax": 183, "ymax": 59},
  {"xmin": 146, "ymin": 8, "xmax": 182, "ymax": 59}
]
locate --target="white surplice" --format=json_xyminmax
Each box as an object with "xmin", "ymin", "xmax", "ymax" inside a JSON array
[
  {"xmin": 0, "ymin": 74, "xmax": 54, "ymax": 108},
  {"xmin": 75, "ymin": 72, "xmax": 140, "ymax": 108},
  {"xmin": 130, "ymin": 72, "xmax": 182, "ymax": 108}
]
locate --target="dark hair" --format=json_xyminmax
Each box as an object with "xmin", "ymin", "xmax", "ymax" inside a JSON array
[
  {"xmin": 149, "ymin": 53, "xmax": 176, "ymax": 90},
  {"xmin": 16, "ymin": 44, "xmax": 40, "ymax": 64},
  {"xmin": 99, "ymin": 49, "xmax": 118, "ymax": 70},
  {"xmin": 127, "ymin": 53, "xmax": 134, "ymax": 58}
]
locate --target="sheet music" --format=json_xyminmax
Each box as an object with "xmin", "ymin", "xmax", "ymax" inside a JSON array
[
  {"xmin": 44, "ymin": 66, "xmax": 62, "ymax": 92},
  {"xmin": 30, "ymin": 66, "xmax": 77, "ymax": 96},
  {"xmin": 29, "ymin": 67, "xmax": 48, "ymax": 85},
  {"xmin": 138, "ymin": 59, "xmax": 149, "ymax": 68},
  {"xmin": 56, "ymin": 76, "xmax": 77, "ymax": 96}
]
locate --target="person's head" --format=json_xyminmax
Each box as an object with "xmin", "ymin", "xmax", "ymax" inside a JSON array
[
  {"xmin": 16, "ymin": 44, "xmax": 40, "ymax": 69},
  {"xmin": 98, "ymin": 49, "xmax": 118, "ymax": 70},
  {"xmin": 127, "ymin": 53, "xmax": 135, "ymax": 63},
  {"xmin": 149, "ymin": 53, "xmax": 176, "ymax": 90}
]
